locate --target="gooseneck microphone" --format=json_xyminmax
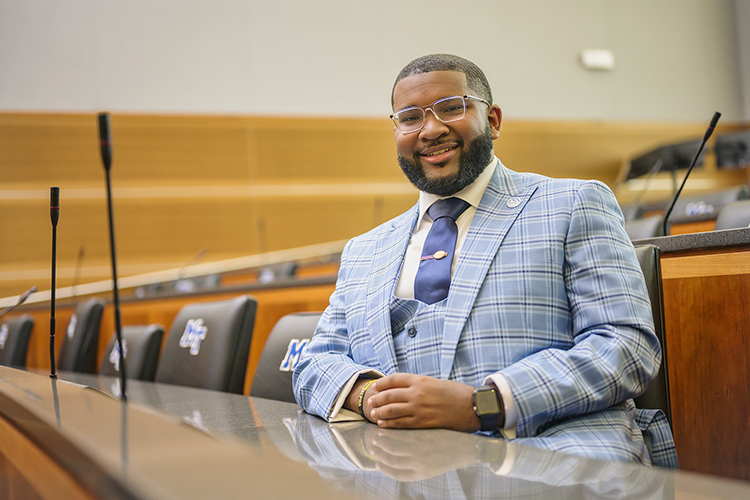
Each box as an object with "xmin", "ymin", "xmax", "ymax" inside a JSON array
[
  {"xmin": 661, "ymin": 112, "xmax": 721, "ymax": 236},
  {"xmin": 98, "ymin": 112, "xmax": 127, "ymax": 400},
  {"xmin": 50, "ymin": 187, "xmax": 60, "ymax": 378},
  {"xmin": 0, "ymin": 286, "xmax": 37, "ymax": 320}
]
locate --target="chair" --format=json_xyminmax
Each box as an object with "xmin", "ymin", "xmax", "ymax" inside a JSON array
[
  {"xmin": 155, "ymin": 295, "xmax": 257, "ymax": 394},
  {"xmin": 714, "ymin": 199, "xmax": 750, "ymax": 230},
  {"xmin": 633, "ymin": 244, "xmax": 678, "ymax": 468},
  {"xmin": 257, "ymin": 262, "xmax": 298, "ymax": 284},
  {"xmin": 668, "ymin": 185, "xmax": 749, "ymax": 225},
  {"xmin": 633, "ymin": 244, "xmax": 672, "ymax": 427},
  {"xmin": 250, "ymin": 311, "xmax": 321, "ymax": 403},
  {"xmin": 625, "ymin": 215, "xmax": 665, "ymax": 241},
  {"xmin": 0, "ymin": 314, "xmax": 34, "ymax": 367},
  {"xmin": 57, "ymin": 298, "xmax": 105, "ymax": 373},
  {"xmin": 99, "ymin": 324, "xmax": 165, "ymax": 381}
]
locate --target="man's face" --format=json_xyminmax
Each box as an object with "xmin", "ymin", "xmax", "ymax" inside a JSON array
[{"xmin": 392, "ymin": 71, "xmax": 502, "ymax": 196}]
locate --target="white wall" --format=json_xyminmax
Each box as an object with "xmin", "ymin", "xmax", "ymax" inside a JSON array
[
  {"xmin": 0, "ymin": 0, "xmax": 747, "ymax": 122},
  {"xmin": 735, "ymin": 0, "xmax": 750, "ymax": 120}
]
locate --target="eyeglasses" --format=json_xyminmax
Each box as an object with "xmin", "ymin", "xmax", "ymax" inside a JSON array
[{"xmin": 390, "ymin": 95, "xmax": 490, "ymax": 134}]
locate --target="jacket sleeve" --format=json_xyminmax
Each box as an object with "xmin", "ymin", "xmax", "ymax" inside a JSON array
[
  {"xmin": 293, "ymin": 239, "xmax": 380, "ymax": 420},
  {"xmin": 498, "ymin": 180, "xmax": 661, "ymax": 437}
]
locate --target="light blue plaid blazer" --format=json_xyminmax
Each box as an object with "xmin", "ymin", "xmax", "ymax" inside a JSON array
[{"xmin": 294, "ymin": 160, "xmax": 662, "ymax": 463}]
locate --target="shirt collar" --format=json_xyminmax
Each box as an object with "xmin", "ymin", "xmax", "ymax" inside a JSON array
[{"xmin": 418, "ymin": 157, "xmax": 498, "ymax": 223}]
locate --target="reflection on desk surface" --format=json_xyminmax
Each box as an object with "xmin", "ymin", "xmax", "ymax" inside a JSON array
[{"xmin": 2, "ymin": 367, "xmax": 750, "ymax": 500}]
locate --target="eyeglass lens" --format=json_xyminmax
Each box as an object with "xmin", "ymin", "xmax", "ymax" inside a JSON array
[{"xmin": 394, "ymin": 96, "xmax": 466, "ymax": 133}]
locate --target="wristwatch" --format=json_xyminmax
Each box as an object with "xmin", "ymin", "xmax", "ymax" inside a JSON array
[{"xmin": 472, "ymin": 385, "xmax": 505, "ymax": 432}]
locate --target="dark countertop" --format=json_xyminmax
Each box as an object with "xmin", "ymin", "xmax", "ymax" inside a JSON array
[
  {"xmin": 3, "ymin": 367, "xmax": 750, "ymax": 500},
  {"xmin": 633, "ymin": 226, "xmax": 750, "ymax": 253}
]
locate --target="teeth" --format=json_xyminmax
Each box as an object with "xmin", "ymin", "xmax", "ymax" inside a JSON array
[{"xmin": 424, "ymin": 147, "xmax": 453, "ymax": 157}]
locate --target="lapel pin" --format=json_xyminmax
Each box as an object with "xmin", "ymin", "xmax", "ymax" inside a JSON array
[{"xmin": 506, "ymin": 197, "xmax": 522, "ymax": 208}]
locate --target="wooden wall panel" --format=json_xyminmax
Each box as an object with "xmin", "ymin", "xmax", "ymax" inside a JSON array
[{"xmin": 2, "ymin": 112, "xmax": 747, "ymax": 301}]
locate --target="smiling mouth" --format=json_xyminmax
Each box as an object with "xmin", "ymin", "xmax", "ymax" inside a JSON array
[
  {"xmin": 423, "ymin": 146, "xmax": 455, "ymax": 157},
  {"xmin": 420, "ymin": 143, "xmax": 459, "ymax": 157}
]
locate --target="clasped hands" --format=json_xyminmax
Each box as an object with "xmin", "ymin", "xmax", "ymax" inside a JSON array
[{"xmin": 349, "ymin": 373, "xmax": 481, "ymax": 433}]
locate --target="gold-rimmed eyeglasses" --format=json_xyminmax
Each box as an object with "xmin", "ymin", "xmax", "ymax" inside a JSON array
[{"xmin": 390, "ymin": 95, "xmax": 490, "ymax": 134}]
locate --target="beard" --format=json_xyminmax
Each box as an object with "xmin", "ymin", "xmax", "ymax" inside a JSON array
[{"xmin": 397, "ymin": 125, "xmax": 494, "ymax": 196}]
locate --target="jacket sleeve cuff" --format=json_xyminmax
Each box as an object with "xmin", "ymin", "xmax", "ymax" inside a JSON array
[{"xmin": 485, "ymin": 373, "xmax": 518, "ymax": 438}]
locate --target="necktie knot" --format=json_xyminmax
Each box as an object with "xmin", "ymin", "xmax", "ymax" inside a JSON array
[{"xmin": 427, "ymin": 197, "xmax": 471, "ymax": 223}]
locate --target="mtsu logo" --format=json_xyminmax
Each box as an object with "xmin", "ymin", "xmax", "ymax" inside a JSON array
[
  {"xmin": 0, "ymin": 323, "xmax": 8, "ymax": 349},
  {"xmin": 279, "ymin": 338, "xmax": 310, "ymax": 372},
  {"xmin": 67, "ymin": 313, "xmax": 78, "ymax": 338},
  {"xmin": 179, "ymin": 318, "xmax": 208, "ymax": 355},
  {"xmin": 108, "ymin": 340, "xmax": 128, "ymax": 372},
  {"xmin": 685, "ymin": 201, "xmax": 715, "ymax": 216}
]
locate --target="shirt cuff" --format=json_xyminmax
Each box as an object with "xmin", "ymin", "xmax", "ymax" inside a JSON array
[
  {"xmin": 329, "ymin": 369, "xmax": 383, "ymax": 422},
  {"xmin": 485, "ymin": 373, "xmax": 518, "ymax": 439}
]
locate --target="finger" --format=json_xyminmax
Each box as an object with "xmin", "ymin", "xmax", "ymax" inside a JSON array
[
  {"xmin": 372, "ymin": 373, "xmax": 415, "ymax": 391},
  {"xmin": 371, "ymin": 401, "xmax": 414, "ymax": 422},
  {"xmin": 377, "ymin": 416, "xmax": 416, "ymax": 429},
  {"xmin": 368, "ymin": 386, "xmax": 410, "ymax": 409}
]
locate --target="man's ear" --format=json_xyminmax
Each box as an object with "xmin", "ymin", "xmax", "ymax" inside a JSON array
[{"xmin": 488, "ymin": 105, "xmax": 502, "ymax": 140}]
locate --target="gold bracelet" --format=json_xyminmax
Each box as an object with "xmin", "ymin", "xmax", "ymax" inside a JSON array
[{"xmin": 357, "ymin": 379, "xmax": 377, "ymax": 419}]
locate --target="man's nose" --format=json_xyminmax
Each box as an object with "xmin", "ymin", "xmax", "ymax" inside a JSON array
[{"xmin": 419, "ymin": 109, "xmax": 448, "ymax": 139}]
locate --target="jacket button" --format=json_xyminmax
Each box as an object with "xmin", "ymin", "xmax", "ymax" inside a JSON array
[{"xmin": 408, "ymin": 327, "xmax": 417, "ymax": 337}]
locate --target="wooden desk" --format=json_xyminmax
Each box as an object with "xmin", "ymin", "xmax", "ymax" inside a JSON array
[
  {"xmin": 635, "ymin": 227, "xmax": 750, "ymax": 481},
  {"xmin": 3, "ymin": 367, "xmax": 750, "ymax": 500}
]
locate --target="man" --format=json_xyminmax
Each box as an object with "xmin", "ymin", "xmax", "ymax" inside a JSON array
[{"xmin": 293, "ymin": 54, "xmax": 671, "ymax": 466}]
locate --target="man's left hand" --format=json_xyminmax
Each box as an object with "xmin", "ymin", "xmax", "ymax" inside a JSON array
[{"xmin": 368, "ymin": 373, "xmax": 480, "ymax": 432}]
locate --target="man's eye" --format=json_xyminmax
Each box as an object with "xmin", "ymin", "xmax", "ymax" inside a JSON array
[
  {"xmin": 440, "ymin": 104, "xmax": 464, "ymax": 115},
  {"xmin": 398, "ymin": 111, "xmax": 421, "ymax": 123}
]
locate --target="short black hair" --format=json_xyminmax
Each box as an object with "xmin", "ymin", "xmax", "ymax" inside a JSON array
[{"xmin": 391, "ymin": 54, "xmax": 493, "ymax": 107}]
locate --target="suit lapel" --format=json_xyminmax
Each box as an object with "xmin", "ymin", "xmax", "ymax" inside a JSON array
[
  {"xmin": 365, "ymin": 204, "xmax": 418, "ymax": 375},
  {"xmin": 439, "ymin": 163, "xmax": 538, "ymax": 378}
]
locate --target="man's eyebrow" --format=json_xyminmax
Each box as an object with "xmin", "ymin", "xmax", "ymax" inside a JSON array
[
  {"xmin": 393, "ymin": 103, "xmax": 421, "ymax": 113},
  {"xmin": 394, "ymin": 95, "xmax": 462, "ymax": 113}
]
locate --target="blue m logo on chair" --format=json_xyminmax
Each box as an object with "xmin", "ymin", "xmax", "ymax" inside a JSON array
[
  {"xmin": 279, "ymin": 338, "xmax": 310, "ymax": 372},
  {"xmin": 108, "ymin": 339, "xmax": 128, "ymax": 371},
  {"xmin": 179, "ymin": 318, "xmax": 208, "ymax": 355},
  {"xmin": 0, "ymin": 324, "xmax": 8, "ymax": 349}
]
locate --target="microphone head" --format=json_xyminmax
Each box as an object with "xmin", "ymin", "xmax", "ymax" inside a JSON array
[
  {"xmin": 703, "ymin": 111, "xmax": 722, "ymax": 142},
  {"xmin": 50, "ymin": 186, "xmax": 60, "ymax": 208},
  {"xmin": 710, "ymin": 111, "xmax": 722, "ymax": 128},
  {"xmin": 98, "ymin": 113, "xmax": 110, "ymax": 139},
  {"xmin": 19, "ymin": 286, "xmax": 36, "ymax": 303},
  {"xmin": 50, "ymin": 186, "xmax": 60, "ymax": 226},
  {"xmin": 98, "ymin": 112, "xmax": 112, "ymax": 171}
]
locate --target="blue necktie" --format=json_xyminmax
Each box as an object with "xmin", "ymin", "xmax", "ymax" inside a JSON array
[{"xmin": 414, "ymin": 197, "xmax": 471, "ymax": 304}]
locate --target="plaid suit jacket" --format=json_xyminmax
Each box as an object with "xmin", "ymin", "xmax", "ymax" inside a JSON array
[{"xmin": 294, "ymin": 160, "xmax": 661, "ymax": 462}]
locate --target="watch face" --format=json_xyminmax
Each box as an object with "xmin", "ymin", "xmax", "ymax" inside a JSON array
[{"xmin": 475, "ymin": 389, "xmax": 501, "ymax": 415}]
